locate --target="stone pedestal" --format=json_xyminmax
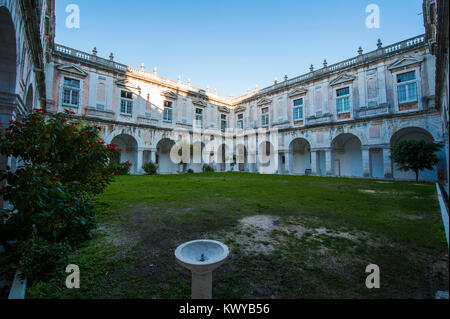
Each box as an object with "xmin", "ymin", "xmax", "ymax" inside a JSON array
[{"xmin": 191, "ymin": 270, "xmax": 213, "ymax": 299}]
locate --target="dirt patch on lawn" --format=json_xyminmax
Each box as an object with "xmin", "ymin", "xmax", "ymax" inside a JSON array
[{"xmin": 204, "ymin": 215, "xmax": 361, "ymax": 255}]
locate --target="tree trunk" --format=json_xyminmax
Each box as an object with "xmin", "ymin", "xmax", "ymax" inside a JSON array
[{"xmin": 415, "ymin": 170, "xmax": 419, "ymax": 182}]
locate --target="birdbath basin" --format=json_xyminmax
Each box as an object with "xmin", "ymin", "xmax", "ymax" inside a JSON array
[{"xmin": 175, "ymin": 240, "xmax": 229, "ymax": 299}]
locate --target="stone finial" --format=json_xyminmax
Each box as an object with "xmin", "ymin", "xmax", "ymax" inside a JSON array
[
  {"xmin": 284, "ymin": 74, "xmax": 288, "ymax": 81},
  {"xmin": 92, "ymin": 47, "xmax": 97, "ymax": 56},
  {"xmin": 255, "ymin": 85, "xmax": 259, "ymax": 91},
  {"xmin": 274, "ymin": 77, "xmax": 278, "ymax": 84},
  {"xmin": 109, "ymin": 52, "xmax": 114, "ymax": 61},
  {"xmin": 323, "ymin": 59, "xmax": 328, "ymax": 68},
  {"xmin": 141, "ymin": 63, "xmax": 145, "ymax": 70},
  {"xmin": 247, "ymin": 88, "xmax": 251, "ymax": 93},
  {"xmin": 377, "ymin": 39, "xmax": 382, "ymax": 49},
  {"xmin": 206, "ymin": 85, "xmax": 210, "ymax": 92},
  {"xmin": 214, "ymin": 88, "xmax": 217, "ymax": 94},
  {"xmin": 177, "ymin": 75, "xmax": 181, "ymax": 82},
  {"xmin": 153, "ymin": 67, "xmax": 157, "ymax": 75},
  {"xmin": 310, "ymin": 64, "xmax": 314, "ymax": 72},
  {"xmin": 188, "ymin": 79, "xmax": 191, "ymax": 86},
  {"xmin": 358, "ymin": 47, "xmax": 363, "ymax": 56}
]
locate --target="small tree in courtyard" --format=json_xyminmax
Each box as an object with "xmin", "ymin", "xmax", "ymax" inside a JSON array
[{"xmin": 391, "ymin": 140, "xmax": 443, "ymax": 182}]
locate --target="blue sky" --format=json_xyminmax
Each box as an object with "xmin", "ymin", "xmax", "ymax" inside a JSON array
[{"xmin": 55, "ymin": 0, "xmax": 425, "ymax": 97}]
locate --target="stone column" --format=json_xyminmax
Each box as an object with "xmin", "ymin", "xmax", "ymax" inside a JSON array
[
  {"xmin": 150, "ymin": 149, "xmax": 156, "ymax": 163},
  {"xmin": 285, "ymin": 151, "xmax": 292, "ymax": 175},
  {"xmin": 311, "ymin": 151, "xmax": 318, "ymax": 175},
  {"xmin": 191, "ymin": 270, "xmax": 213, "ymax": 299},
  {"xmin": 325, "ymin": 149, "xmax": 333, "ymax": 176},
  {"xmin": 362, "ymin": 148, "xmax": 371, "ymax": 177},
  {"xmin": 136, "ymin": 149, "xmax": 144, "ymax": 175},
  {"xmin": 383, "ymin": 146, "xmax": 393, "ymax": 179}
]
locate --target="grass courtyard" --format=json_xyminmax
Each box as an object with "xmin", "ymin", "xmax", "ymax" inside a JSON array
[{"xmin": 26, "ymin": 173, "xmax": 448, "ymax": 299}]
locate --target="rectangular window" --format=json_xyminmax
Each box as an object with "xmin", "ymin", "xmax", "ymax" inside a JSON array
[
  {"xmin": 120, "ymin": 91, "xmax": 133, "ymax": 115},
  {"xmin": 163, "ymin": 100, "xmax": 173, "ymax": 122},
  {"xmin": 336, "ymin": 87, "xmax": 350, "ymax": 114},
  {"xmin": 62, "ymin": 78, "xmax": 80, "ymax": 107},
  {"xmin": 195, "ymin": 108, "xmax": 203, "ymax": 128},
  {"xmin": 293, "ymin": 99, "xmax": 304, "ymax": 121},
  {"xmin": 396, "ymin": 71, "xmax": 417, "ymax": 104},
  {"xmin": 237, "ymin": 113, "xmax": 244, "ymax": 129},
  {"xmin": 261, "ymin": 107, "xmax": 269, "ymax": 127},
  {"xmin": 221, "ymin": 114, "xmax": 227, "ymax": 132}
]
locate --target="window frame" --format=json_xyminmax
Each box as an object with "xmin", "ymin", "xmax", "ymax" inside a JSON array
[
  {"xmin": 220, "ymin": 114, "xmax": 228, "ymax": 132},
  {"xmin": 392, "ymin": 67, "xmax": 422, "ymax": 113},
  {"xmin": 163, "ymin": 100, "xmax": 173, "ymax": 123},
  {"xmin": 120, "ymin": 90, "xmax": 133, "ymax": 116},
  {"xmin": 335, "ymin": 86, "xmax": 351, "ymax": 115},
  {"xmin": 236, "ymin": 113, "xmax": 244, "ymax": 130},
  {"xmin": 195, "ymin": 108, "xmax": 204, "ymax": 128},
  {"xmin": 261, "ymin": 107, "xmax": 270, "ymax": 127},
  {"xmin": 293, "ymin": 98, "xmax": 304, "ymax": 121},
  {"xmin": 62, "ymin": 77, "xmax": 81, "ymax": 108}
]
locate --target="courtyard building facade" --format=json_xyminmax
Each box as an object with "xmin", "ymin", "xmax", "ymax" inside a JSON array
[
  {"xmin": 0, "ymin": 0, "xmax": 447, "ymax": 184},
  {"xmin": 47, "ymin": 35, "xmax": 446, "ymax": 182}
]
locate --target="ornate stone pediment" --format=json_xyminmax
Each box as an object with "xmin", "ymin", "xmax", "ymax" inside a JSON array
[
  {"xmin": 193, "ymin": 99, "xmax": 207, "ymax": 107},
  {"xmin": 388, "ymin": 55, "xmax": 424, "ymax": 71},
  {"xmin": 257, "ymin": 98, "xmax": 272, "ymax": 106},
  {"xmin": 288, "ymin": 88, "xmax": 308, "ymax": 98},
  {"xmin": 160, "ymin": 90, "xmax": 178, "ymax": 100},
  {"xmin": 234, "ymin": 105, "xmax": 246, "ymax": 113},
  {"xmin": 330, "ymin": 73, "xmax": 356, "ymax": 86},
  {"xmin": 115, "ymin": 79, "xmax": 140, "ymax": 91},
  {"xmin": 218, "ymin": 106, "xmax": 230, "ymax": 113},
  {"xmin": 56, "ymin": 63, "xmax": 88, "ymax": 78}
]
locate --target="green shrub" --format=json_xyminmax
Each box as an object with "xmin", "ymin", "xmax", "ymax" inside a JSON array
[
  {"xmin": 0, "ymin": 109, "xmax": 119, "ymax": 278},
  {"xmin": 202, "ymin": 164, "xmax": 214, "ymax": 172},
  {"xmin": 16, "ymin": 236, "xmax": 69, "ymax": 280},
  {"xmin": 1, "ymin": 164, "xmax": 96, "ymax": 246},
  {"xmin": 111, "ymin": 161, "xmax": 132, "ymax": 175},
  {"xmin": 187, "ymin": 169, "xmax": 194, "ymax": 174},
  {"xmin": 143, "ymin": 162, "xmax": 158, "ymax": 175}
]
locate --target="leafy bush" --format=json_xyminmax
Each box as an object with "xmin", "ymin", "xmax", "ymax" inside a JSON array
[
  {"xmin": 202, "ymin": 164, "xmax": 214, "ymax": 172},
  {"xmin": 0, "ymin": 109, "xmax": 119, "ymax": 196},
  {"xmin": 1, "ymin": 165, "xmax": 96, "ymax": 245},
  {"xmin": 0, "ymin": 109, "xmax": 119, "ymax": 278},
  {"xmin": 187, "ymin": 169, "xmax": 194, "ymax": 174},
  {"xmin": 111, "ymin": 161, "xmax": 132, "ymax": 175},
  {"xmin": 143, "ymin": 162, "xmax": 158, "ymax": 175},
  {"xmin": 16, "ymin": 236, "xmax": 69, "ymax": 280}
]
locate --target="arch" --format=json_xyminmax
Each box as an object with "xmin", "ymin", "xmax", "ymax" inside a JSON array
[
  {"xmin": 105, "ymin": 129, "xmax": 144, "ymax": 148},
  {"xmin": 390, "ymin": 126, "xmax": 434, "ymax": 145},
  {"xmin": 25, "ymin": 84, "xmax": 33, "ymax": 110},
  {"xmin": 156, "ymin": 138, "xmax": 176, "ymax": 174},
  {"xmin": 331, "ymin": 133, "xmax": 363, "ymax": 177},
  {"xmin": 0, "ymin": 6, "xmax": 16, "ymax": 96},
  {"xmin": 390, "ymin": 127, "xmax": 439, "ymax": 181},
  {"xmin": 110, "ymin": 134, "xmax": 139, "ymax": 174},
  {"xmin": 289, "ymin": 138, "xmax": 312, "ymax": 175}
]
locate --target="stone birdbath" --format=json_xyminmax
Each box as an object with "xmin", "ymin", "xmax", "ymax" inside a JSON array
[{"xmin": 175, "ymin": 240, "xmax": 229, "ymax": 299}]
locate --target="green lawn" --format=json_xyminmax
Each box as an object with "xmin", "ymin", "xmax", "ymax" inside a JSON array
[{"xmin": 27, "ymin": 173, "xmax": 448, "ymax": 299}]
